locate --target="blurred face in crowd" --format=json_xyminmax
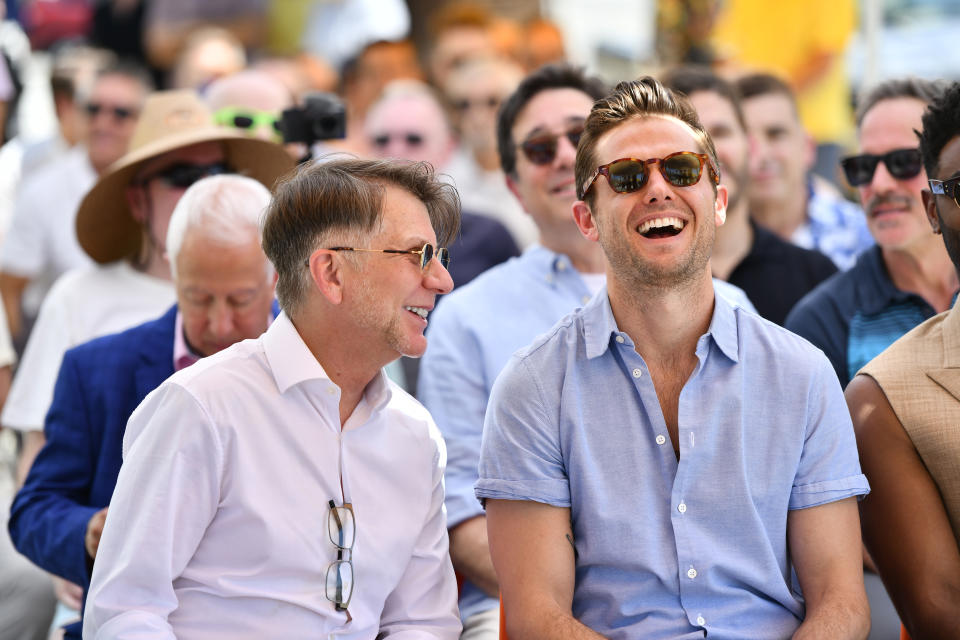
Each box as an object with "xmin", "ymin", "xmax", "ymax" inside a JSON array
[
  {"xmin": 688, "ymin": 90, "xmax": 749, "ymax": 213},
  {"xmin": 429, "ymin": 25, "xmax": 494, "ymax": 87},
  {"xmin": 507, "ymin": 88, "xmax": 594, "ymax": 232},
  {"xmin": 741, "ymin": 91, "xmax": 813, "ymax": 209},
  {"xmin": 85, "ymin": 73, "xmax": 147, "ymax": 173},
  {"xmin": 364, "ymin": 90, "xmax": 454, "ymax": 170},
  {"xmin": 445, "ymin": 58, "xmax": 522, "ymax": 157},
  {"xmin": 206, "ymin": 70, "xmax": 293, "ymax": 142},
  {"xmin": 128, "ymin": 142, "xmax": 228, "ymax": 261},
  {"xmin": 856, "ymin": 97, "xmax": 933, "ymax": 250},
  {"xmin": 176, "ymin": 226, "xmax": 276, "ymax": 357}
]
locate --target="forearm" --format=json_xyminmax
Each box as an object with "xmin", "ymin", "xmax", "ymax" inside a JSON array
[
  {"xmin": 505, "ymin": 604, "xmax": 606, "ymax": 640},
  {"xmin": 448, "ymin": 516, "xmax": 498, "ymax": 597},
  {"xmin": 791, "ymin": 595, "xmax": 869, "ymax": 640}
]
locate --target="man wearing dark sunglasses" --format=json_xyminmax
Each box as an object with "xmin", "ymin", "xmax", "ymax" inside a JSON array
[
  {"xmin": 846, "ymin": 81, "xmax": 960, "ymax": 639},
  {"xmin": 787, "ymin": 78, "xmax": 958, "ymax": 389},
  {"xmin": 480, "ymin": 77, "xmax": 869, "ymax": 639},
  {"xmin": 1, "ymin": 90, "xmax": 293, "ymax": 518}
]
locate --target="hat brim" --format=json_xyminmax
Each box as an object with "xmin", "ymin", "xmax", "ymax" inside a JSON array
[{"xmin": 76, "ymin": 127, "xmax": 296, "ymax": 264}]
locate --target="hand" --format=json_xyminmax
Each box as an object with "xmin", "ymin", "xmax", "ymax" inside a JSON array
[
  {"xmin": 52, "ymin": 576, "xmax": 83, "ymax": 611},
  {"xmin": 85, "ymin": 507, "xmax": 108, "ymax": 559}
]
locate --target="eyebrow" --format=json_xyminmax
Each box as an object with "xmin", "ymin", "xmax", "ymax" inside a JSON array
[{"xmin": 522, "ymin": 116, "xmax": 586, "ymax": 141}]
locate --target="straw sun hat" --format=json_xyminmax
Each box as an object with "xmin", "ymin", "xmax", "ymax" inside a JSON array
[{"xmin": 75, "ymin": 89, "xmax": 296, "ymax": 264}]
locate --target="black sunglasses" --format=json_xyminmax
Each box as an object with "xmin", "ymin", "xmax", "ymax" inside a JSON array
[
  {"xmin": 840, "ymin": 148, "xmax": 923, "ymax": 187},
  {"xmin": 85, "ymin": 102, "xmax": 138, "ymax": 121},
  {"xmin": 371, "ymin": 132, "xmax": 424, "ymax": 148},
  {"xmin": 518, "ymin": 125, "xmax": 584, "ymax": 166},
  {"xmin": 930, "ymin": 176, "xmax": 960, "ymax": 208},
  {"xmin": 139, "ymin": 162, "xmax": 232, "ymax": 189},
  {"xmin": 580, "ymin": 152, "xmax": 719, "ymax": 199}
]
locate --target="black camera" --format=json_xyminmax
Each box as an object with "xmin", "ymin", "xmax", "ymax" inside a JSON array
[{"xmin": 279, "ymin": 92, "xmax": 347, "ymax": 146}]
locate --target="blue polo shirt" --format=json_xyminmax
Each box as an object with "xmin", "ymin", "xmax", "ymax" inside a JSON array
[
  {"xmin": 477, "ymin": 287, "xmax": 868, "ymax": 640},
  {"xmin": 785, "ymin": 245, "xmax": 952, "ymax": 388}
]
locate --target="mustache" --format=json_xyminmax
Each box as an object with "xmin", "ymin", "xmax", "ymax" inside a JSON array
[{"xmin": 866, "ymin": 193, "xmax": 914, "ymax": 215}]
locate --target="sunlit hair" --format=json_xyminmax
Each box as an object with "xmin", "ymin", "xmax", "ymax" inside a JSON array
[
  {"xmin": 261, "ymin": 156, "xmax": 461, "ymax": 316},
  {"xmin": 166, "ymin": 174, "xmax": 273, "ymax": 281},
  {"xmin": 919, "ymin": 81, "xmax": 960, "ymax": 177},
  {"xmin": 575, "ymin": 76, "xmax": 719, "ymax": 202}
]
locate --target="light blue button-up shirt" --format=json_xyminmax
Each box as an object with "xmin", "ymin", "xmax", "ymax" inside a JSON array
[
  {"xmin": 421, "ymin": 246, "xmax": 756, "ymax": 621},
  {"xmin": 476, "ymin": 287, "xmax": 868, "ymax": 640}
]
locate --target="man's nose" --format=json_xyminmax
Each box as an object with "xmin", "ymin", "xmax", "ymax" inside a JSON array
[{"xmin": 423, "ymin": 256, "xmax": 454, "ymax": 295}]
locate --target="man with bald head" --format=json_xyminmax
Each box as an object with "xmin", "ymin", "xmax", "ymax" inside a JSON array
[{"xmin": 206, "ymin": 69, "xmax": 294, "ymax": 143}]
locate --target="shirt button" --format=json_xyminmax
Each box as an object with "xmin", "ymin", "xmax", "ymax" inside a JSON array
[
  {"xmin": 655, "ymin": 434, "xmax": 666, "ymax": 445},
  {"xmin": 678, "ymin": 502, "xmax": 686, "ymax": 514},
  {"xmin": 581, "ymin": 295, "xmax": 591, "ymax": 304},
  {"xmin": 632, "ymin": 368, "xmax": 642, "ymax": 378},
  {"xmin": 327, "ymin": 387, "xmax": 336, "ymax": 395},
  {"xmin": 687, "ymin": 567, "xmax": 697, "ymax": 579},
  {"xmin": 696, "ymin": 615, "xmax": 706, "ymax": 626},
  {"xmin": 556, "ymin": 260, "xmax": 567, "ymax": 271},
  {"xmin": 615, "ymin": 335, "xmax": 624, "ymax": 344}
]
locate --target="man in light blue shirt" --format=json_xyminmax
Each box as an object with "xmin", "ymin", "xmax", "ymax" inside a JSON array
[
  {"xmin": 419, "ymin": 65, "xmax": 755, "ymax": 638},
  {"xmin": 478, "ymin": 77, "xmax": 870, "ymax": 640}
]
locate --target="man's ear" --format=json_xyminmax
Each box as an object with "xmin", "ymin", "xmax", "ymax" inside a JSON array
[
  {"xmin": 307, "ymin": 249, "xmax": 346, "ymax": 304},
  {"xmin": 714, "ymin": 184, "xmax": 729, "ymax": 227},
  {"xmin": 921, "ymin": 189, "xmax": 941, "ymax": 234},
  {"xmin": 572, "ymin": 200, "xmax": 599, "ymax": 242},
  {"xmin": 505, "ymin": 173, "xmax": 527, "ymax": 212}
]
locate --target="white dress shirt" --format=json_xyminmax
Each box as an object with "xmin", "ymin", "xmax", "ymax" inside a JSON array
[{"xmin": 84, "ymin": 313, "xmax": 461, "ymax": 640}]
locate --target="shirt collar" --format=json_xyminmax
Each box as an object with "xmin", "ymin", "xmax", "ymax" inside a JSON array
[
  {"xmin": 173, "ymin": 310, "xmax": 202, "ymax": 371},
  {"xmin": 261, "ymin": 312, "xmax": 393, "ymax": 408},
  {"xmin": 524, "ymin": 244, "xmax": 579, "ymax": 278},
  {"xmin": 582, "ymin": 284, "xmax": 740, "ymax": 363}
]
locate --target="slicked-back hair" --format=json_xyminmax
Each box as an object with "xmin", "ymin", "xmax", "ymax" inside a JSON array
[
  {"xmin": 735, "ymin": 72, "xmax": 798, "ymax": 118},
  {"xmin": 496, "ymin": 63, "xmax": 608, "ymax": 177},
  {"xmin": 261, "ymin": 156, "xmax": 461, "ymax": 315},
  {"xmin": 855, "ymin": 77, "xmax": 945, "ymax": 128},
  {"xmin": 575, "ymin": 76, "xmax": 719, "ymax": 203},
  {"xmin": 919, "ymin": 81, "xmax": 960, "ymax": 178},
  {"xmin": 661, "ymin": 65, "xmax": 747, "ymax": 132}
]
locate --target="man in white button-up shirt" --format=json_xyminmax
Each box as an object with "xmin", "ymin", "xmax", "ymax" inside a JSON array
[{"xmin": 84, "ymin": 157, "xmax": 462, "ymax": 639}]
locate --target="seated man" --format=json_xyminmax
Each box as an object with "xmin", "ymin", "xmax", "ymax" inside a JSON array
[
  {"xmin": 786, "ymin": 78, "xmax": 958, "ymax": 388},
  {"xmin": 846, "ymin": 81, "xmax": 960, "ymax": 638},
  {"xmin": 479, "ymin": 77, "xmax": 870, "ymax": 639},
  {"xmin": 83, "ymin": 158, "xmax": 461, "ymax": 638},
  {"xmin": 8, "ymin": 174, "xmax": 279, "ymax": 639}
]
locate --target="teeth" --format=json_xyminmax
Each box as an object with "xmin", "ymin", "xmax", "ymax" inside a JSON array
[
  {"xmin": 637, "ymin": 217, "xmax": 685, "ymax": 235},
  {"xmin": 405, "ymin": 306, "xmax": 428, "ymax": 319}
]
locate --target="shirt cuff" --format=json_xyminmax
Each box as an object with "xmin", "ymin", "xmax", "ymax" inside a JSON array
[{"xmin": 789, "ymin": 473, "xmax": 870, "ymax": 510}]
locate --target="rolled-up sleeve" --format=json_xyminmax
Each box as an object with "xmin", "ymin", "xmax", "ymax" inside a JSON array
[
  {"xmin": 476, "ymin": 355, "xmax": 570, "ymax": 507},
  {"xmin": 789, "ymin": 354, "xmax": 870, "ymax": 510},
  {"xmin": 83, "ymin": 383, "xmax": 223, "ymax": 639}
]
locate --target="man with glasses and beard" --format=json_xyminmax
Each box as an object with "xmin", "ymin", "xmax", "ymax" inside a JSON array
[
  {"xmin": 478, "ymin": 77, "xmax": 869, "ymax": 639},
  {"xmin": 83, "ymin": 158, "xmax": 461, "ymax": 638},
  {"xmin": 846, "ymin": 81, "xmax": 960, "ymax": 639},
  {"xmin": 787, "ymin": 79, "xmax": 958, "ymax": 388}
]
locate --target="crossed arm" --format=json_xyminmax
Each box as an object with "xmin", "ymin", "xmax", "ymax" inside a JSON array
[{"xmin": 846, "ymin": 375, "xmax": 960, "ymax": 638}]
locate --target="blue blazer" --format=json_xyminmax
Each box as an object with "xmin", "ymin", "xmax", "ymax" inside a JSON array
[{"xmin": 9, "ymin": 305, "xmax": 177, "ymax": 598}]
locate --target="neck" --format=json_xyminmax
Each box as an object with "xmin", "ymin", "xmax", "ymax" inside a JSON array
[
  {"xmin": 711, "ymin": 201, "xmax": 753, "ymax": 280},
  {"xmin": 130, "ymin": 246, "xmax": 172, "ymax": 281},
  {"xmin": 473, "ymin": 146, "xmax": 500, "ymax": 172},
  {"xmin": 750, "ymin": 189, "xmax": 808, "ymax": 240},
  {"xmin": 883, "ymin": 237, "xmax": 960, "ymax": 313},
  {"xmin": 607, "ymin": 269, "xmax": 715, "ymax": 363},
  {"xmin": 290, "ymin": 309, "xmax": 383, "ymax": 426},
  {"xmin": 538, "ymin": 224, "xmax": 607, "ymax": 274}
]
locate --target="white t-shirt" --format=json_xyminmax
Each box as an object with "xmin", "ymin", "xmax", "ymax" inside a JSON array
[
  {"xmin": 0, "ymin": 145, "xmax": 97, "ymax": 316},
  {"xmin": 85, "ymin": 312, "xmax": 461, "ymax": 639},
  {"xmin": 1, "ymin": 262, "xmax": 175, "ymax": 432}
]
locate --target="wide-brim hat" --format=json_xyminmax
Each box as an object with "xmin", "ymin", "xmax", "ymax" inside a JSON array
[{"xmin": 76, "ymin": 89, "xmax": 296, "ymax": 264}]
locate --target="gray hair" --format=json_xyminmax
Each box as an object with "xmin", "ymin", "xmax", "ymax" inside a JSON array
[
  {"xmin": 855, "ymin": 77, "xmax": 947, "ymax": 127},
  {"xmin": 166, "ymin": 174, "xmax": 273, "ymax": 280}
]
